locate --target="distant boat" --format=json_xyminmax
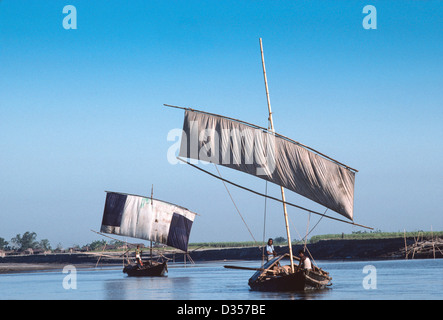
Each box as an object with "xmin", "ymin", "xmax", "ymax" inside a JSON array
[
  {"xmin": 100, "ymin": 191, "xmax": 197, "ymax": 277},
  {"xmin": 165, "ymin": 38, "xmax": 371, "ymax": 291},
  {"xmin": 123, "ymin": 260, "xmax": 168, "ymax": 277}
]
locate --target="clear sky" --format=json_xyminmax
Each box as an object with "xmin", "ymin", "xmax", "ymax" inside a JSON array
[{"xmin": 1, "ymin": 1, "xmax": 442, "ymax": 248}]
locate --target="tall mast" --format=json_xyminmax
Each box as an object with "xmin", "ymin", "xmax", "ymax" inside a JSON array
[
  {"xmin": 259, "ymin": 38, "xmax": 295, "ymax": 273},
  {"xmin": 150, "ymin": 184, "xmax": 154, "ymax": 261}
]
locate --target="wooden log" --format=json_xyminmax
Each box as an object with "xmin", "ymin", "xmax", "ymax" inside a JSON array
[
  {"xmin": 224, "ymin": 265, "xmax": 278, "ymax": 274},
  {"xmin": 224, "ymin": 265, "xmax": 262, "ymax": 271}
]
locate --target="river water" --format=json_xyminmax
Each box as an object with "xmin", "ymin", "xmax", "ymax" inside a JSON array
[{"xmin": 0, "ymin": 259, "xmax": 442, "ymax": 300}]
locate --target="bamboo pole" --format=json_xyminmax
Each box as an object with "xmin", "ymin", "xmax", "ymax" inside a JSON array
[
  {"xmin": 104, "ymin": 190, "xmax": 199, "ymax": 215},
  {"xmin": 404, "ymin": 229, "xmax": 408, "ymax": 260},
  {"xmin": 186, "ymin": 253, "xmax": 195, "ymax": 264},
  {"xmin": 95, "ymin": 243, "xmax": 107, "ymax": 268},
  {"xmin": 150, "ymin": 185, "xmax": 154, "ymax": 262},
  {"xmin": 224, "ymin": 265, "xmax": 271, "ymax": 272},
  {"xmin": 259, "ymin": 38, "xmax": 294, "ymax": 273},
  {"xmin": 431, "ymin": 226, "xmax": 435, "ymax": 259}
]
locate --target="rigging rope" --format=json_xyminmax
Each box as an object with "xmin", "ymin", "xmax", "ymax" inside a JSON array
[
  {"xmin": 177, "ymin": 157, "xmax": 372, "ymax": 230},
  {"xmin": 305, "ymin": 208, "xmax": 328, "ymax": 239},
  {"xmin": 304, "ymin": 213, "xmax": 311, "ymax": 253},
  {"xmin": 214, "ymin": 164, "xmax": 258, "ymax": 244},
  {"xmin": 286, "ymin": 208, "xmax": 328, "ymax": 268}
]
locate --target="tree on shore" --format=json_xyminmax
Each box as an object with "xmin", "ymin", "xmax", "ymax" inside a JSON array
[
  {"xmin": 0, "ymin": 237, "xmax": 9, "ymax": 250},
  {"xmin": 11, "ymin": 232, "xmax": 38, "ymax": 251},
  {"xmin": 273, "ymin": 237, "xmax": 287, "ymax": 244},
  {"xmin": 10, "ymin": 232, "xmax": 52, "ymax": 252},
  {"xmin": 87, "ymin": 239, "xmax": 107, "ymax": 251},
  {"xmin": 39, "ymin": 239, "xmax": 52, "ymax": 251}
]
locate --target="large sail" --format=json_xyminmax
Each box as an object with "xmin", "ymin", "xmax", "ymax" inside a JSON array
[
  {"xmin": 100, "ymin": 192, "xmax": 196, "ymax": 252},
  {"xmin": 179, "ymin": 109, "xmax": 356, "ymax": 220}
]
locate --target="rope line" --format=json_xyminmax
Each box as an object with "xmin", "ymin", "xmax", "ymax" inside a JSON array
[{"xmin": 214, "ymin": 164, "xmax": 258, "ymax": 244}]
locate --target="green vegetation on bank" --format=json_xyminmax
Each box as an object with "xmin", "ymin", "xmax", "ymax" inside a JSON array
[
  {"xmin": 189, "ymin": 230, "xmax": 443, "ymax": 249},
  {"xmin": 309, "ymin": 230, "xmax": 443, "ymax": 243},
  {"xmin": 189, "ymin": 237, "xmax": 288, "ymax": 250}
]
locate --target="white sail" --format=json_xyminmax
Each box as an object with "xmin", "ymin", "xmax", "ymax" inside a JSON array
[
  {"xmin": 179, "ymin": 109, "xmax": 356, "ymax": 220},
  {"xmin": 100, "ymin": 192, "xmax": 196, "ymax": 251}
]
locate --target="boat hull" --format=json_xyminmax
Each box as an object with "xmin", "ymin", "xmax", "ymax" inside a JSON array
[
  {"xmin": 123, "ymin": 261, "xmax": 167, "ymax": 277},
  {"xmin": 248, "ymin": 269, "xmax": 330, "ymax": 292}
]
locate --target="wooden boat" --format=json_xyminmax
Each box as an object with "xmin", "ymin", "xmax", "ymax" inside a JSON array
[
  {"xmin": 166, "ymin": 38, "xmax": 371, "ymax": 291},
  {"xmin": 123, "ymin": 260, "xmax": 167, "ymax": 277},
  {"xmin": 99, "ymin": 190, "xmax": 197, "ymax": 277},
  {"xmin": 247, "ymin": 254, "xmax": 331, "ymax": 291}
]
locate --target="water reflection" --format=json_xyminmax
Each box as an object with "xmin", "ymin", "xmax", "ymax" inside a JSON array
[
  {"xmin": 103, "ymin": 270, "xmax": 193, "ymax": 300},
  {"xmin": 253, "ymin": 287, "xmax": 332, "ymax": 300}
]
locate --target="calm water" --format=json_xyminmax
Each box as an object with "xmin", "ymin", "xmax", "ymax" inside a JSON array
[{"xmin": 0, "ymin": 259, "xmax": 442, "ymax": 300}]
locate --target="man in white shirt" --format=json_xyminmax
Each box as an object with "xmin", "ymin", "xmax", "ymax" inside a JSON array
[
  {"xmin": 297, "ymin": 250, "xmax": 312, "ymax": 271},
  {"xmin": 266, "ymin": 238, "xmax": 277, "ymax": 261}
]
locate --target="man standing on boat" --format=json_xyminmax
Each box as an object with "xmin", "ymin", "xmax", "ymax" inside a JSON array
[
  {"xmin": 266, "ymin": 239, "xmax": 277, "ymax": 261},
  {"xmin": 135, "ymin": 245, "xmax": 143, "ymax": 267},
  {"xmin": 297, "ymin": 250, "xmax": 312, "ymax": 271}
]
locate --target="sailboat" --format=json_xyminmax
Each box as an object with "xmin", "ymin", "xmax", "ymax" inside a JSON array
[
  {"xmin": 164, "ymin": 38, "xmax": 371, "ymax": 291},
  {"xmin": 100, "ymin": 191, "xmax": 197, "ymax": 277}
]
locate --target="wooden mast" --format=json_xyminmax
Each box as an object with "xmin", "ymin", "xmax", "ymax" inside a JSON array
[
  {"xmin": 150, "ymin": 184, "xmax": 154, "ymax": 262},
  {"xmin": 259, "ymin": 38, "xmax": 295, "ymax": 273}
]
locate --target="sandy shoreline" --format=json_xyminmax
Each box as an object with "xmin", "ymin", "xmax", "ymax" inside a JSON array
[
  {"xmin": 0, "ymin": 252, "xmax": 123, "ymax": 274},
  {"xmin": 0, "ymin": 263, "xmax": 67, "ymax": 274},
  {"xmin": 0, "ymin": 263, "xmax": 105, "ymax": 274}
]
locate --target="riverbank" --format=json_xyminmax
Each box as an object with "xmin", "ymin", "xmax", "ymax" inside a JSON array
[
  {"xmin": 0, "ymin": 253, "xmax": 115, "ymax": 274},
  {"xmin": 187, "ymin": 237, "xmax": 443, "ymax": 261},
  {"xmin": 1, "ymin": 237, "xmax": 441, "ymax": 274}
]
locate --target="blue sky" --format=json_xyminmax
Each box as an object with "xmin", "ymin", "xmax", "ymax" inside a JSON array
[{"xmin": 1, "ymin": 0, "xmax": 442, "ymax": 247}]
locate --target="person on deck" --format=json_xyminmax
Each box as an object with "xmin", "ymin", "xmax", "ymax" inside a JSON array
[
  {"xmin": 135, "ymin": 245, "xmax": 143, "ymax": 267},
  {"xmin": 266, "ymin": 238, "xmax": 277, "ymax": 261},
  {"xmin": 297, "ymin": 250, "xmax": 312, "ymax": 271}
]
